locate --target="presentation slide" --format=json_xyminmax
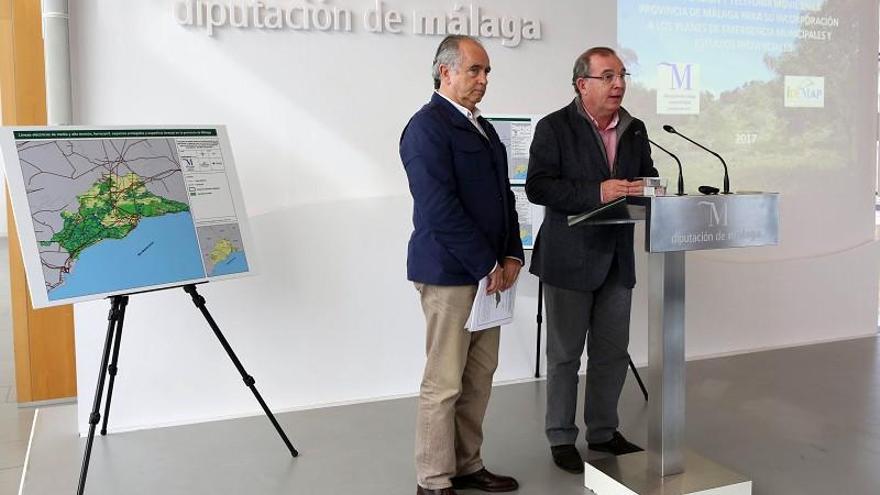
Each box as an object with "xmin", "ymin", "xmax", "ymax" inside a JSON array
[
  {"xmin": 615, "ymin": 0, "xmax": 876, "ymax": 255},
  {"xmin": 0, "ymin": 126, "xmax": 254, "ymax": 308}
]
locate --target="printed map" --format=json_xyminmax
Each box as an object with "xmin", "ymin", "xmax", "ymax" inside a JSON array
[
  {"xmin": 15, "ymin": 135, "xmax": 206, "ymax": 300},
  {"xmin": 196, "ymin": 223, "xmax": 248, "ymax": 276}
]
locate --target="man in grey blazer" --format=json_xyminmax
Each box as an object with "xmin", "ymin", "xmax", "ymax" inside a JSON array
[{"xmin": 525, "ymin": 46, "xmax": 657, "ymax": 474}]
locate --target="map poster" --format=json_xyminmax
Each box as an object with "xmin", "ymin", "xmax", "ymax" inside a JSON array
[
  {"xmin": 483, "ymin": 115, "xmax": 539, "ymax": 185},
  {"xmin": 511, "ymin": 186, "xmax": 544, "ymax": 250},
  {"xmin": 0, "ymin": 126, "xmax": 255, "ymax": 308}
]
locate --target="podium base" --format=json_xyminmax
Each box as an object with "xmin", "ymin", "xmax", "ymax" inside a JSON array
[{"xmin": 584, "ymin": 450, "xmax": 751, "ymax": 495}]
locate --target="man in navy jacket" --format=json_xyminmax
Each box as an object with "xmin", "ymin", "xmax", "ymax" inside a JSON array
[{"xmin": 401, "ymin": 35, "xmax": 524, "ymax": 495}]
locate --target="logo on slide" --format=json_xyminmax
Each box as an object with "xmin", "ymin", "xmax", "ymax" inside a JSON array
[
  {"xmin": 784, "ymin": 76, "xmax": 824, "ymax": 108},
  {"xmin": 657, "ymin": 63, "xmax": 700, "ymax": 115}
]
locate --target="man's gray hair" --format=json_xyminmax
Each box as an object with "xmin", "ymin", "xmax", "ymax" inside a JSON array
[
  {"xmin": 432, "ymin": 35, "xmax": 483, "ymax": 90},
  {"xmin": 572, "ymin": 46, "xmax": 618, "ymax": 94}
]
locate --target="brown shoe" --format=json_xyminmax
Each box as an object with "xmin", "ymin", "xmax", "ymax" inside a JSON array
[
  {"xmin": 451, "ymin": 468, "xmax": 519, "ymax": 492},
  {"xmin": 416, "ymin": 486, "xmax": 457, "ymax": 495}
]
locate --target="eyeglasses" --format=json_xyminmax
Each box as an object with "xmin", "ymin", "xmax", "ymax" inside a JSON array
[{"xmin": 582, "ymin": 72, "xmax": 631, "ymax": 85}]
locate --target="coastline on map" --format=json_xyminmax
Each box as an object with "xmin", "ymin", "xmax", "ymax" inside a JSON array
[
  {"xmin": 47, "ymin": 211, "xmax": 205, "ymax": 300},
  {"xmin": 211, "ymin": 251, "xmax": 248, "ymax": 277}
]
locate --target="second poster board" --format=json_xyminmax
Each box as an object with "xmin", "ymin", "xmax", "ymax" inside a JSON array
[{"xmin": 485, "ymin": 114, "xmax": 543, "ymax": 250}]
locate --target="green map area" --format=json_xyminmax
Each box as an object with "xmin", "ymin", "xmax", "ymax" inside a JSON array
[
  {"xmin": 209, "ymin": 239, "xmax": 239, "ymax": 265},
  {"xmin": 41, "ymin": 173, "xmax": 190, "ymax": 261}
]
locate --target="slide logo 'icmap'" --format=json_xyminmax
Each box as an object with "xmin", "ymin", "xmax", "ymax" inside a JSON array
[
  {"xmin": 784, "ymin": 76, "xmax": 825, "ymax": 108},
  {"xmin": 657, "ymin": 63, "xmax": 700, "ymax": 115}
]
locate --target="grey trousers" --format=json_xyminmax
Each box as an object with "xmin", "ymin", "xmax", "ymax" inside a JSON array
[{"xmin": 544, "ymin": 261, "xmax": 633, "ymax": 445}]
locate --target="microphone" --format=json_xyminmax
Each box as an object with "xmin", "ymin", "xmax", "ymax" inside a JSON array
[
  {"xmin": 663, "ymin": 125, "xmax": 730, "ymax": 194},
  {"xmin": 646, "ymin": 138, "xmax": 685, "ymax": 196}
]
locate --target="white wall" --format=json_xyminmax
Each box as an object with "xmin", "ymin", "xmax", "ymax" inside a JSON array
[{"xmin": 70, "ymin": 0, "xmax": 879, "ymax": 434}]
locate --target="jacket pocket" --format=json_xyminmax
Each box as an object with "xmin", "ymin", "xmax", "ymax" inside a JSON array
[{"xmin": 452, "ymin": 135, "xmax": 493, "ymax": 182}]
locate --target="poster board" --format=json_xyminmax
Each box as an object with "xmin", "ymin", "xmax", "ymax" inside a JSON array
[
  {"xmin": 512, "ymin": 186, "xmax": 544, "ymax": 250},
  {"xmin": 485, "ymin": 114, "xmax": 543, "ymax": 250},
  {"xmin": 0, "ymin": 126, "xmax": 254, "ymax": 308},
  {"xmin": 484, "ymin": 115, "xmax": 538, "ymax": 185}
]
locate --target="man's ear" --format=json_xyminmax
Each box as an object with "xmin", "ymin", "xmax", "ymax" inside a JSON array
[{"xmin": 438, "ymin": 64, "xmax": 450, "ymax": 85}]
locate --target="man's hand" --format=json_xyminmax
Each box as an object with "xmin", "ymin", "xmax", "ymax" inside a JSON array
[
  {"xmin": 600, "ymin": 179, "xmax": 645, "ymax": 203},
  {"xmin": 500, "ymin": 258, "xmax": 522, "ymax": 291},
  {"xmin": 486, "ymin": 265, "xmax": 504, "ymax": 295}
]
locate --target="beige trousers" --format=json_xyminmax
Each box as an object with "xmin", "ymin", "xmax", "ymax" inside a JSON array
[{"xmin": 414, "ymin": 283, "xmax": 500, "ymax": 490}]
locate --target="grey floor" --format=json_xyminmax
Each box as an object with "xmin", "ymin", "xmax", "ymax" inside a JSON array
[
  {"xmin": 0, "ymin": 238, "xmax": 34, "ymax": 495},
  {"xmin": 15, "ymin": 335, "xmax": 880, "ymax": 495}
]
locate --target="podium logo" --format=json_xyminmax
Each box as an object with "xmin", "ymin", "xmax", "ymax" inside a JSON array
[
  {"xmin": 698, "ymin": 201, "xmax": 728, "ymax": 227},
  {"xmin": 657, "ymin": 63, "xmax": 700, "ymax": 115},
  {"xmin": 784, "ymin": 76, "xmax": 824, "ymax": 108}
]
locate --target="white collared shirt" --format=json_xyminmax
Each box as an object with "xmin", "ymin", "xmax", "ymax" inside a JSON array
[{"xmin": 435, "ymin": 91, "xmax": 488, "ymax": 139}]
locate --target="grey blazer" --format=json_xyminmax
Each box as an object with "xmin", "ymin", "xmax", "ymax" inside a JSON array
[{"xmin": 525, "ymin": 99, "xmax": 657, "ymax": 292}]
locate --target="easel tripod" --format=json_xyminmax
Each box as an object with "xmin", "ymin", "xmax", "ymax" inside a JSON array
[{"xmin": 77, "ymin": 283, "xmax": 298, "ymax": 495}]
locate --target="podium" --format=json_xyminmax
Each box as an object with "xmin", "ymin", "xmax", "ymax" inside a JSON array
[{"xmin": 569, "ymin": 193, "xmax": 779, "ymax": 495}]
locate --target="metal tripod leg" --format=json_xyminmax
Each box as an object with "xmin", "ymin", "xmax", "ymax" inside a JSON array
[
  {"xmin": 101, "ymin": 295, "xmax": 129, "ymax": 435},
  {"xmin": 183, "ymin": 284, "xmax": 299, "ymax": 457},
  {"xmin": 77, "ymin": 296, "xmax": 124, "ymax": 495},
  {"xmin": 630, "ymin": 358, "xmax": 648, "ymax": 401},
  {"xmin": 535, "ymin": 281, "xmax": 543, "ymax": 378}
]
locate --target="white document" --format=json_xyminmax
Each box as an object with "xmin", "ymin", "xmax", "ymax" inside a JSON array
[{"xmin": 465, "ymin": 277, "xmax": 517, "ymax": 332}]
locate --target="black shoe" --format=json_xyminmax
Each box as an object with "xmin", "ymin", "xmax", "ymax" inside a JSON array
[
  {"xmin": 588, "ymin": 431, "xmax": 643, "ymax": 455},
  {"xmin": 450, "ymin": 468, "xmax": 519, "ymax": 492},
  {"xmin": 416, "ymin": 486, "xmax": 458, "ymax": 495},
  {"xmin": 550, "ymin": 444, "xmax": 584, "ymax": 474}
]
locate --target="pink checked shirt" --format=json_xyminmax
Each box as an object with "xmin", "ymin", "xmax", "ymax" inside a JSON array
[{"xmin": 584, "ymin": 108, "xmax": 620, "ymax": 171}]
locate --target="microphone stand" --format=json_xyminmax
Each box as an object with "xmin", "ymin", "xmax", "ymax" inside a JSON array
[
  {"xmin": 648, "ymin": 139, "xmax": 685, "ymax": 196},
  {"xmin": 663, "ymin": 126, "xmax": 730, "ymax": 194}
]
